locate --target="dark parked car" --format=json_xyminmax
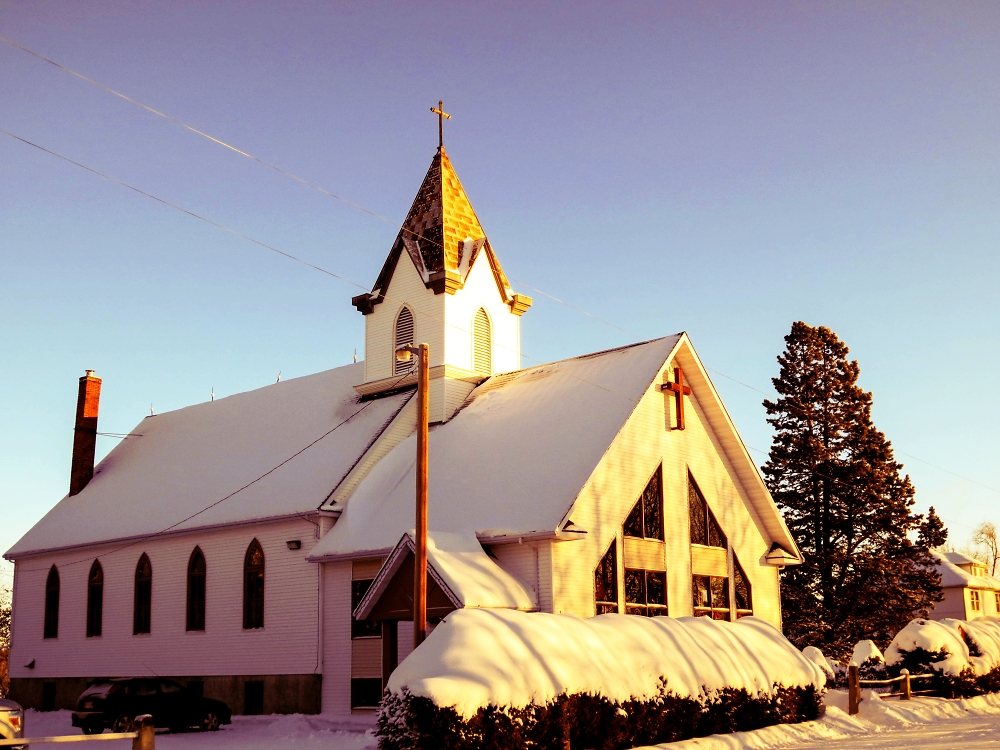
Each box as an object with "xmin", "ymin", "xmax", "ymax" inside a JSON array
[{"xmin": 71, "ymin": 679, "xmax": 231, "ymax": 734}]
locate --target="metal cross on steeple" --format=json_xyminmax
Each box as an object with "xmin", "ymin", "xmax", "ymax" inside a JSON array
[{"xmin": 430, "ymin": 100, "xmax": 451, "ymax": 150}]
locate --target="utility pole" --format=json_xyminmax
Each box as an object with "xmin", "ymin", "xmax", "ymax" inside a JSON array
[{"xmin": 396, "ymin": 342, "xmax": 430, "ymax": 649}]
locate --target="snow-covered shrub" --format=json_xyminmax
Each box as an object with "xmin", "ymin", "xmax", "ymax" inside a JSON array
[
  {"xmin": 801, "ymin": 646, "xmax": 836, "ymax": 681},
  {"xmin": 885, "ymin": 617, "xmax": 1000, "ymax": 698},
  {"xmin": 851, "ymin": 640, "xmax": 887, "ymax": 680},
  {"xmin": 376, "ymin": 610, "xmax": 825, "ymax": 750}
]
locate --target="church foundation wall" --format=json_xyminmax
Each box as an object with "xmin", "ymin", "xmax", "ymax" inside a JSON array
[{"xmin": 10, "ymin": 674, "xmax": 322, "ymax": 714}]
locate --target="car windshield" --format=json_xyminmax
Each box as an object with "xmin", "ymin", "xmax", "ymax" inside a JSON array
[
  {"xmin": 80, "ymin": 683, "xmax": 116, "ymax": 697},
  {"xmin": 159, "ymin": 681, "xmax": 183, "ymax": 695}
]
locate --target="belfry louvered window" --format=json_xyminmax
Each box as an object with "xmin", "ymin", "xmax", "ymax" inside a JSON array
[
  {"xmin": 394, "ymin": 307, "xmax": 414, "ymax": 375},
  {"xmin": 473, "ymin": 308, "xmax": 491, "ymax": 375}
]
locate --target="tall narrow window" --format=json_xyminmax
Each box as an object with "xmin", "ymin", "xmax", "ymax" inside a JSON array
[
  {"xmin": 688, "ymin": 475, "xmax": 726, "ymax": 548},
  {"xmin": 43, "ymin": 566, "xmax": 60, "ymax": 639},
  {"xmin": 472, "ymin": 308, "xmax": 492, "ymax": 375},
  {"xmin": 594, "ymin": 541, "xmax": 619, "ymax": 615},
  {"xmin": 393, "ymin": 307, "xmax": 414, "ymax": 375},
  {"xmin": 133, "ymin": 554, "xmax": 152, "ymax": 634},
  {"xmin": 86, "ymin": 560, "xmax": 103, "ymax": 637},
  {"xmin": 187, "ymin": 547, "xmax": 206, "ymax": 631},
  {"xmin": 733, "ymin": 557, "xmax": 753, "ymax": 618},
  {"xmin": 243, "ymin": 540, "xmax": 265, "ymax": 629},
  {"xmin": 623, "ymin": 466, "xmax": 664, "ymax": 541}
]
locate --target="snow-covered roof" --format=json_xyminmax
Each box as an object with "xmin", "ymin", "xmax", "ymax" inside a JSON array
[
  {"xmin": 6, "ymin": 364, "xmax": 411, "ymax": 558},
  {"xmin": 354, "ymin": 532, "xmax": 535, "ymax": 619},
  {"xmin": 943, "ymin": 551, "xmax": 981, "ymax": 567},
  {"xmin": 931, "ymin": 551, "xmax": 1000, "ymax": 591},
  {"xmin": 309, "ymin": 337, "xmax": 683, "ymax": 558}
]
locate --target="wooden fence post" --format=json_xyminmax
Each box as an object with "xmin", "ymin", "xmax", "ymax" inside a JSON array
[
  {"xmin": 848, "ymin": 664, "xmax": 860, "ymax": 716},
  {"xmin": 132, "ymin": 714, "xmax": 154, "ymax": 750},
  {"xmin": 901, "ymin": 669, "xmax": 911, "ymax": 700}
]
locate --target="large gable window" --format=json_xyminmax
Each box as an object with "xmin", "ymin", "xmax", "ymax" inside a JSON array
[
  {"xmin": 187, "ymin": 547, "xmax": 206, "ymax": 631},
  {"xmin": 243, "ymin": 540, "xmax": 265, "ymax": 630},
  {"xmin": 86, "ymin": 560, "xmax": 103, "ymax": 637},
  {"xmin": 43, "ymin": 565, "xmax": 60, "ymax": 639},
  {"xmin": 393, "ymin": 307, "xmax": 415, "ymax": 375},
  {"xmin": 594, "ymin": 541, "xmax": 618, "ymax": 615},
  {"xmin": 623, "ymin": 466, "xmax": 664, "ymax": 541},
  {"xmin": 689, "ymin": 475, "xmax": 726, "ymax": 548},
  {"xmin": 473, "ymin": 308, "xmax": 492, "ymax": 375},
  {"xmin": 133, "ymin": 554, "xmax": 152, "ymax": 635},
  {"xmin": 625, "ymin": 569, "xmax": 667, "ymax": 617}
]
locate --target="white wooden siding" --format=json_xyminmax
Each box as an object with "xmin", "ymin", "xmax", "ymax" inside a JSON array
[
  {"xmin": 9, "ymin": 518, "xmax": 321, "ymax": 680},
  {"xmin": 321, "ymin": 561, "xmax": 351, "ymax": 714},
  {"xmin": 486, "ymin": 544, "xmax": 540, "ymax": 608}
]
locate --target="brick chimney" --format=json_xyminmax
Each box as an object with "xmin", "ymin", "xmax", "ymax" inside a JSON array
[{"xmin": 69, "ymin": 370, "xmax": 102, "ymax": 496}]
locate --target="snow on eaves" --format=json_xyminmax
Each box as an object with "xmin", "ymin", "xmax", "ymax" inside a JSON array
[
  {"xmin": 309, "ymin": 336, "xmax": 682, "ymax": 559},
  {"xmin": 931, "ymin": 551, "xmax": 1000, "ymax": 590},
  {"xmin": 6, "ymin": 363, "xmax": 411, "ymax": 558}
]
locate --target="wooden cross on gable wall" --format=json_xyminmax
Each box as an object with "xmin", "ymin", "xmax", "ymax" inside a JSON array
[{"xmin": 661, "ymin": 367, "xmax": 692, "ymax": 430}]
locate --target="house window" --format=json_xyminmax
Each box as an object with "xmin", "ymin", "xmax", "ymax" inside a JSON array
[
  {"xmin": 133, "ymin": 554, "xmax": 152, "ymax": 634},
  {"xmin": 733, "ymin": 558, "xmax": 753, "ymax": 618},
  {"xmin": 43, "ymin": 565, "xmax": 59, "ymax": 639},
  {"xmin": 86, "ymin": 560, "xmax": 103, "ymax": 637},
  {"xmin": 243, "ymin": 539, "xmax": 265, "ymax": 629},
  {"xmin": 995, "ymin": 592, "xmax": 1000, "ymax": 612},
  {"xmin": 970, "ymin": 590, "xmax": 981, "ymax": 612},
  {"xmin": 351, "ymin": 579, "xmax": 381, "ymax": 638},
  {"xmin": 693, "ymin": 575, "xmax": 730, "ymax": 620},
  {"xmin": 689, "ymin": 475, "xmax": 726, "ymax": 548},
  {"xmin": 187, "ymin": 547, "xmax": 206, "ymax": 631},
  {"xmin": 594, "ymin": 541, "xmax": 619, "ymax": 615},
  {"xmin": 351, "ymin": 678, "xmax": 383, "ymax": 710},
  {"xmin": 624, "ymin": 569, "xmax": 667, "ymax": 617},
  {"xmin": 623, "ymin": 466, "xmax": 664, "ymax": 541},
  {"xmin": 473, "ymin": 308, "xmax": 492, "ymax": 375},
  {"xmin": 393, "ymin": 307, "xmax": 415, "ymax": 375}
]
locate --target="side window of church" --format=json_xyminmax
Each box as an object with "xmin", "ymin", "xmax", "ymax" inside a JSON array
[
  {"xmin": 594, "ymin": 541, "xmax": 618, "ymax": 615},
  {"xmin": 243, "ymin": 539, "xmax": 265, "ymax": 630},
  {"xmin": 187, "ymin": 547, "xmax": 206, "ymax": 632},
  {"xmin": 623, "ymin": 466, "xmax": 664, "ymax": 541},
  {"xmin": 733, "ymin": 557, "xmax": 753, "ymax": 618},
  {"xmin": 473, "ymin": 307, "xmax": 492, "ymax": 375},
  {"xmin": 394, "ymin": 307, "xmax": 414, "ymax": 375},
  {"xmin": 688, "ymin": 475, "xmax": 725, "ymax": 548},
  {"xmin": 351, "ymin": 579, "xmax": 381, "ymax": 638},
  {"xmin": 43, "ymin": 565, "xmax": 60, "ymax": 639},
  {"xmin": 133, "ymin": 553, "xmax": 152, "ymax": 635},
  {"xmin": 692, "ymin": 575, "xmax": 730, "ymax": 620},
  {"xmin": 86, "ymin": 560, "xmax": 103, "ymax": 637}
]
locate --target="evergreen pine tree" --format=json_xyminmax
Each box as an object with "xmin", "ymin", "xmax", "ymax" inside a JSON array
[{"xmin": 763, "ymin": 322, "xmax": 943, "ymax": 659}]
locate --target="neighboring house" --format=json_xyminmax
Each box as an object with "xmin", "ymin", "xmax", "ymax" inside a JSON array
[
  {"xmin": 929, "ymin": 551, "xmax": 1000, "ymax": 621},
  {"xmin": 4, "ymin": 144, "xmax": 801, "ymax": 718}
]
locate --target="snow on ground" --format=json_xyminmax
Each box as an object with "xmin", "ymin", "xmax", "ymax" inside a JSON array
[
  {"xmin": 21, "ymin": 710, "xmax": 377, "ymax": 750},
  {"xmin": 643, "ymin": 690, "xmax": 1000, "ymax": 749}
]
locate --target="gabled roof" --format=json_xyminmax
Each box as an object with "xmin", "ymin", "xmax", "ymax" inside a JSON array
[
  {"xmin": 351, "ymin": 148, "xmax": 528, "ymax": 313},
  {"xmin": 353, "ymin": 531, "xmax": 535, "ymax": 621},
  {"xmin": 5, "ymin": 364, "xmax": 412, "ymax": 559}
]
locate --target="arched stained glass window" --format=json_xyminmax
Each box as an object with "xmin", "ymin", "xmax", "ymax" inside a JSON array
[
  {"xmin": 86, "ymin": 560, "xmax": 103, "ymax": 637},
  {"xmin": 394, "ymin": 307, "xmax": 415, "ymax": 375},
  {"xmin": 473, "ymin": 308, "xmax": 492, "ymax": 375},
  {"xmin": 243, "ymin": 540, "xmax": 265, "ymax": 630},
  {"xmin": 43, "ymin": 566, "xmax": 60, "ymax": 639},
  {"xmin": 187, "ymin": 547, "xmax": 206, "ymax": 631},
  {"xmin": 133, "ymin": 554, "xmax": 152, "ymax": 634}
]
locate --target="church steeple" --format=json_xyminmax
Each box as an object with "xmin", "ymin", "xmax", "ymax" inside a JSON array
[
  {"xmin": 352, "ymin": 144, "xmax": 532, "ymax": 420},
  {"xmin": 351, "ymin": 149, "xmax": 531, "ymax": 314}
]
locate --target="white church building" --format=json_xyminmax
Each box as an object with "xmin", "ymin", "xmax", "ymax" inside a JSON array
[{"xmin": 5, "ymin": 145, "xmax": 801, "ymax": 717}]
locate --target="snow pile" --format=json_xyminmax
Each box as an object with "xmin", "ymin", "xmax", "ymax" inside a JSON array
[
  {"xmin": 386, "ymin": 609, "xmax": 825, "ymax": 719},
  {"xmin": 851, "ymin": 640, "xmax": 884, "ymax": 666},
  {"xmin": 885, "ymin": 617, "xmax": 1000, "ymax": 676},
  {"xmin": 801, "ymin": 646, "xmax": 836, "ymax": 680}
]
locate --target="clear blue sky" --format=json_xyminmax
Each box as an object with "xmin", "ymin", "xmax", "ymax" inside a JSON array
[{"xmin": 2, "ymin": 1, "xmax": 999, "ymax": 568}]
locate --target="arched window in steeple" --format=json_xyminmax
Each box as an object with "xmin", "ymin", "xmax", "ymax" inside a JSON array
[
  {"xmin": 43, "ymin": 565, "xmax": 60, "ymax": 639},
  {"xmin": 394, "ymin": 306, "xmax": 415, "ymax": 375},
  {"xmin": 133, "ymin": 554, "xmax": 152, "ymax": 634},
  {"xmin": 86, "ymin": 560, "xmax": 103, "ymax": 637},
  {"xmin": 473, "ymin": 308, "xmax": 492, "ymax": 375}
]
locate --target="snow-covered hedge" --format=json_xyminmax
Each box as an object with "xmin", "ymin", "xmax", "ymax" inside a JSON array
[
  {"xmin": 885, "ymin": 617, "xmax": 1000, "ymax": 697},
  {"xmin": 376, "ymin": 610, "xmax": 825, "ymax": 750}
]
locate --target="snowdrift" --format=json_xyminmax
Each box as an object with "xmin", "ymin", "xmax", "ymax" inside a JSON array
[
  {"xmin": 377, "ymin": 609, "xmax": 825, "ymax": 750},
  {"xmin": 886, "ymin": 616, "xmax": 1000, "ymax": 677}
]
